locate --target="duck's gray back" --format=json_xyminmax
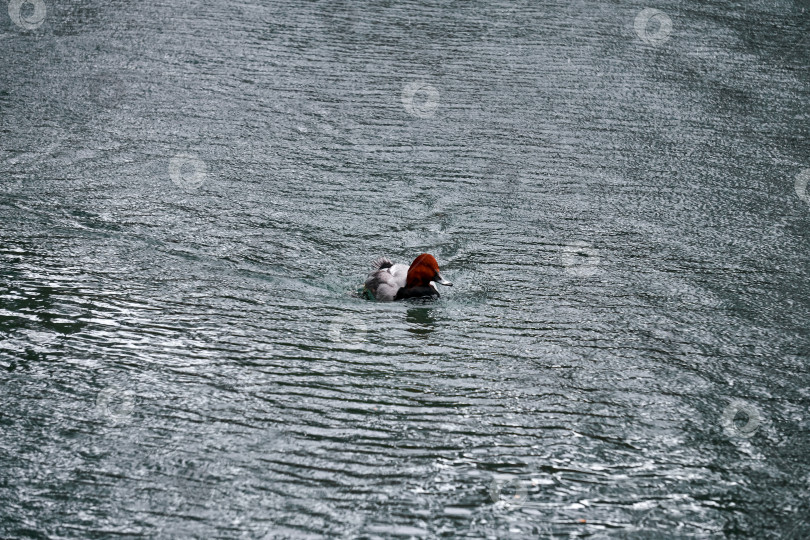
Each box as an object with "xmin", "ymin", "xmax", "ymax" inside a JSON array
[{"xmin": 365, "ymin": 263, "xmax": 408, "ymax": 301}]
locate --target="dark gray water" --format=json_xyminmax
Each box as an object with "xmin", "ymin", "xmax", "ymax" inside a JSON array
[{"xmin": 2, "ymin": 0, "xmax": 809, "ymax": 537}]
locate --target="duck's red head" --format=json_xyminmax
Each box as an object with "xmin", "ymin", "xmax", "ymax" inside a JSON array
[{"xmin": 405, "ymin": 253, "xmax": 453, "ymax": 289}]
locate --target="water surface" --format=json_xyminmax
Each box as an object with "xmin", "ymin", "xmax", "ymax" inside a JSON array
[{"xmin": 1, "ymin": 0, "xmax": 809, "ymax": 537}]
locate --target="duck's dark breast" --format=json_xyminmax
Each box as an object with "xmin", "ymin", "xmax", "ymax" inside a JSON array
[{"xmin": 394, "ymin": 286, "xmax": 439, "ymax": 301}]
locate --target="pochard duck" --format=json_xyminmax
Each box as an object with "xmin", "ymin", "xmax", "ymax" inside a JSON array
[{"xmin": 363, "ymin": 253, "xmax": 453, "ymax": 301}]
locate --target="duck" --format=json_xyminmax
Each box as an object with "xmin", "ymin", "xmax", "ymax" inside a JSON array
[{"xmin": 363, "ymin": 253, "xmax": 453, "ymax": 301}]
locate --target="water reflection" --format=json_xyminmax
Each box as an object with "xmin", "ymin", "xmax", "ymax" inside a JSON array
[{"xmin": 405, "ymin": 306, "xmax": 436, "ymax": 337}]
